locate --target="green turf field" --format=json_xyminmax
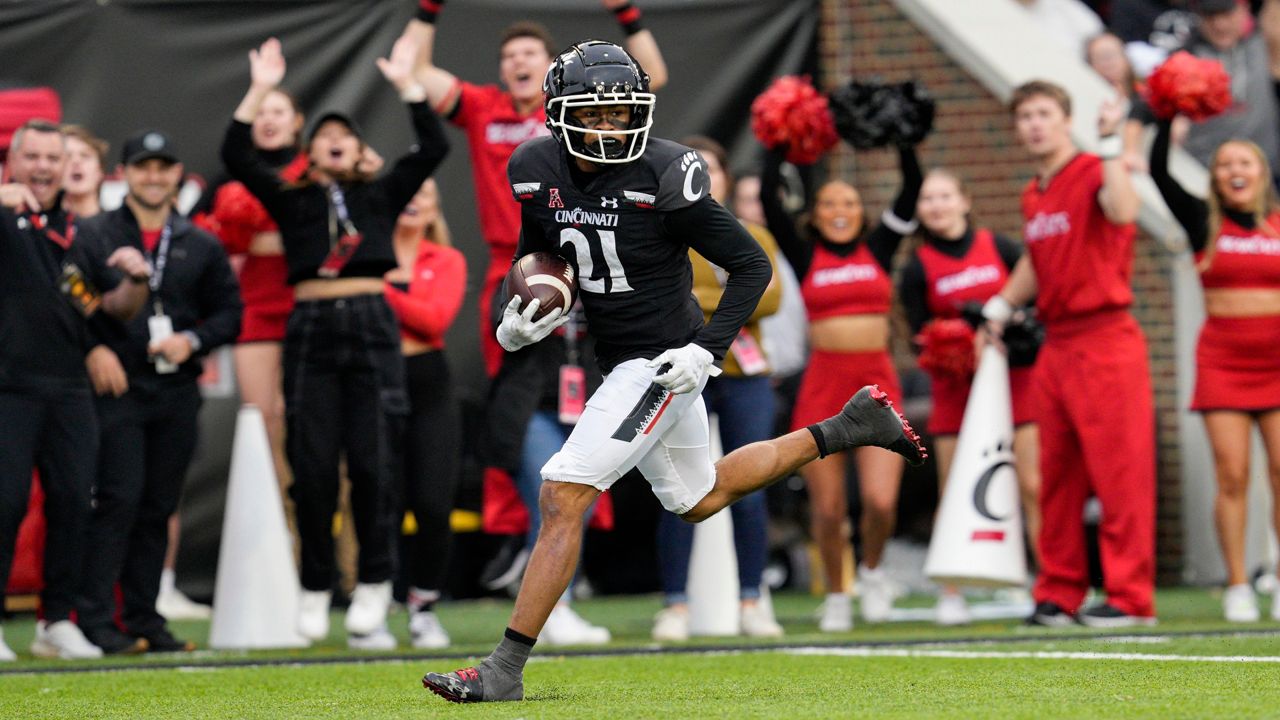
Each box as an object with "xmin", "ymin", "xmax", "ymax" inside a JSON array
[{"xmin": 3, "ymin": 589, "xmax": 1278, "ymax": 719}]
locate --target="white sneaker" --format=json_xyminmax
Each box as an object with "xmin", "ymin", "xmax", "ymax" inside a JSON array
[
  {"xmin": 1223, "ymin": 583, "xmax": 1260, "ymax": 623},
  {"xmin": 540, "ymin": 604, "xmax": 611, "ymax": 646},
  {"xmin": 157, "ymin": 587, "xmax": 213, "ymax": 621},
  {"xmin": 652, "ymin": 606, "xmax": 690, "ymax": 642},
  {"xmin": 0, "ymin": 627, "xmax": 15, "ymax": 662},
  {"xmin": 347, "ymin": 624, "xmax": 397, "ymax": 651},
  {"xmin": 345, "ymin": 581, "xmax": 392, "ymax": 636},
  {"xmin": 817, "ymin": 592, "xmax": 853, "ymax": 632},
  {"xmin": 935, "ymin": 592, "xmax": 972, "ymax": 626},
  {"xmin": 30, "ymin": 620, "xmax": 104, "ymax": 660},
  {"xmin": 409, "ymin": 610, "xmax": 450, "ymax": 649},
  {"xmin": 298, "ymin": 589, "xmax": 332, "ymax": 640},
  {"xmin": 740, "ymin": 602, "xmax": 784, "ymax": 638},
  {"xmin": 858, "ymin": 564, "xmax": 895, "ymax": 623}
]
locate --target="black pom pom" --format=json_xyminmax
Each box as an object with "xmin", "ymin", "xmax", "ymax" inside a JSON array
[{"xmin": 829, "ymin": 79, "xmax": 935, "ymax": 149}]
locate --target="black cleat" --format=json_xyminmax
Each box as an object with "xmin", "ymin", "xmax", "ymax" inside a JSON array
[
  {"xmin": 816, "ymin": 385, "xmax": 927, "ymax": 465},
  {"xmin": 423, "ymin": 665, "xmax": 518, "ymax": 703},
  {"xmin": 1077, "ymin": 603, "xmax": 1157, "ymax": 628}
]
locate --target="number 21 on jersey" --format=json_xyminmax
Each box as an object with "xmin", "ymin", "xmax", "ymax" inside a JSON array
[{"xmin": 560, "ymin": 227, "xmax": 633, "ymax": 294}]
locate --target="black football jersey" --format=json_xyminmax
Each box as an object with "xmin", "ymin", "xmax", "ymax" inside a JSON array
[{"xmin": 508, "ymin": 136, "xmax": 770, "ymax": 373}]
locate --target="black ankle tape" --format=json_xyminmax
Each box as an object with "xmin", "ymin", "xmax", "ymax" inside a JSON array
[
  {"xmin": 505, "ymin": 627, "xmax": 537, "ymax": 647},
  {"xmin": 807, "ymin": 425, "xmax": 829, "ymax": 459}
]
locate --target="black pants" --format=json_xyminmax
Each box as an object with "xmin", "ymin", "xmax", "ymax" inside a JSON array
[
  {"xmin": 78, "ymin": 381, "xmax": 202, "ymax": 635},
  {"xmin": 400, "ymin": 351, "xmax": 461, "ymax": 592},
  {"xmin": 0, "ymin": 384, "xmax": 96, "ymax": 622},
  {"xmin": 284, "ymin": 295, "xmax": 406, "ymax": 592}
]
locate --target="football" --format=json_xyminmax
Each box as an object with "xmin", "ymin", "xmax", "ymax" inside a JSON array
[{"xmin": 505, "ymin": 252, "xmax": 578, "ymax": 321}]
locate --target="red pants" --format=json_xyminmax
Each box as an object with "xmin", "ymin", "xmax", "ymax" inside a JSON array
[
  {"xmin": 480, "ymin": 257, "xmax": 512, "ymax": 379},
  {"xmin": 1032, "ymin": 313, "xmax": 1156, "ymax": 617}
]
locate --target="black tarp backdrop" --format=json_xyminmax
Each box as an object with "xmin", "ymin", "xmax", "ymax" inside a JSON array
[{"xmin": 0, "ymin": 0, "xmax": 817, "ymax": 598}]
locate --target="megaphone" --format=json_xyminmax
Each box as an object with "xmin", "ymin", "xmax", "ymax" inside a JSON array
[{"xmin": 924, "ymin": 345, "xmax": 1028, "ymax": 587}]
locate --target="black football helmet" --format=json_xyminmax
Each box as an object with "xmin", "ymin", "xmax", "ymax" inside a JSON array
[{"xmin": 543, "ymin": 40, "xmax": 655, "ymax": 164}]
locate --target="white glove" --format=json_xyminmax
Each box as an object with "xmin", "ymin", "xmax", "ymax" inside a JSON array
[
  {"xmin": 646, "ymin": 343, "xmax": 721, "ymax": 395},
  {"xmin": 495, "ymin": 296, "xmax": 569, "ymax": 352}
]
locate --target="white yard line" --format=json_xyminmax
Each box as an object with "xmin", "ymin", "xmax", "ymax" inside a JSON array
[{"xmin": 787, "ymin": 646, "xmax": 1280, "ymax": 663}]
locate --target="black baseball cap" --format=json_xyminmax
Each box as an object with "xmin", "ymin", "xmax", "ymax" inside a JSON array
[
  {"xmin": 1192, "ymin": 0, "xmax": 1238, "ymax": 15},
  {"xmin": 307, "ymin": 111, "xmax": 363, "ymax": 143},
  {"xmin": 121, "ymin": 129, "xmax": 180, "ymax": 166}
]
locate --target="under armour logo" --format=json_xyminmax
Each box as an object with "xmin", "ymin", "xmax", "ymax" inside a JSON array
[
  {"xmin": 600, "ymin": 197, "xmax": 618, "ymax": 209},
  {"xmin": 549, "ymin": 188, "xmax": 565, "ymax": 209}
]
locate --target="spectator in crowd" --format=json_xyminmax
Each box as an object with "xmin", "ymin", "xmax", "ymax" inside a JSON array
[
  {"xmin": 897, "ymin": 169, "xmax": 1041, "ymax": 626},
  {"xmin": 1108, "ymin": 0, "xmax": 1197, "ymax": 75},
  {"xmin": 740, "ymin": 169, "xmax": 810, "ymax": 383},
  {"xmin": 76, "ymin": 130, "xmax": 242, "ymax": 655},
  {"xmin": 197, "ymin": 86, "xmax": 308, "ymax": 525},
  {"xmin": 652, "ymin": 136, "xmax": 785, "ymax": 641},
  {"xmin": 1015, "ymin": 0, "xmax": 1106, "ymax": 56},
  {"xmin": 1085, "ymin": 31, "xmax": 1159, "ymax": 172},
  {"xmin": 60, "ymin": 125, "xmax": 108, "ymax": 219},
  {"xmin": 759, "ymin": 139, "xmax": 923, "ymax": 630},
  {"xmin": 402, "ymin": 0, "xmax": 668, "ymax": 377},
  {"xmin": 0, "ymin": 120, "xmax": 150, "ymax": 661},
  {"xmin": 382, "ymin": 178, "xmax": 466, "ymax": 649},
  {"xmin": 985, "ymin": 80, "xmax": 1155, "ymax": 627},
  {"xmin": 222, "ymin": 37, "xmax": 449, "ymax": 647},
  {"xmin": 1149, "ymin": 118, "xmax": 1280, "ymax": 622},
  {"xmin": 1129, "ymin": 0, "xmax": 1280, "ymax": 172}
]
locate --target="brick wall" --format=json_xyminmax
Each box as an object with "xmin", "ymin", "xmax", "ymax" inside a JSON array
[{"xmin": 822, "ymin": 0, "xmax": 1182, "ymax": 582}]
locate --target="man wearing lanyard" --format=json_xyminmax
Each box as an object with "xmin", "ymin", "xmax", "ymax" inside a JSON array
[
  {"xmin": 76, "ymin": 130, "xmax": 242, "ymax": 654},
  {"xmin": 0, "ymin": 119, "xmax": 151, "ymax": 660}
]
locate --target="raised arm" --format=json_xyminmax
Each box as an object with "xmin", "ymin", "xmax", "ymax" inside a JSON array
[
  {"xmin": 222, "ymin": 38, "xmax": 292, "ymax": 209},
  {"xmin": 1148, "ymin": 118, "xmax": 1208, "ymax": 252},
  {"xmin": 759, "ymin": 147, "xmax": 811, "ymax": 278},
  {"xmin": 404, "ymin": 1, "xmax": 463, "ymax": 116},
  {"xmin": 1096, "ymin": 96, "xmax": 1141, "ymax": 225},
  {"xmin": 603, "ymin": 1, "xmax": 669, "ymax": 91},
  {"xmin": 865, "ymin": 144, "xmax": 923, "ymax": 270},
  {"xmin": 374, "ymin": 34, "xmax": 451, "ymax": 214}
]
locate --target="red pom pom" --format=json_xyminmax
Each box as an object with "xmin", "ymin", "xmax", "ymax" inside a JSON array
[
  {"xmin": 1144, "ymin": 51, "xmax": 1233, "ymax": 122},
  {"xmin": 750, "ymin": 76, "xmax": 838, "ymax": 165},
  {"xmin": 915, "ymin": 319, "xmax": 976, "ymax": 379}
]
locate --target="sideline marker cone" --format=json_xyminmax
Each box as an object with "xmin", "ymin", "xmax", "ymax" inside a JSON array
[
  {"xmin": 209, "ymin": 406, "xmax": 310, "ymax": 649},
  {"xmin": 924, "ymin": 346, "xmax": 1029, "ymax": 588},
  {"xmin": 688, "ymin": 413, "xmax": 741, "ymax": 636}
]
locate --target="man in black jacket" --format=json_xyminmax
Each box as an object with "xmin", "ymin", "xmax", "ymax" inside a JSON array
[
  {"xmin": 0, "ymin": 120, "xmax": 151, "ymax": 661},
  {"xmin": 76, "ymin": 130, "xmax": 242, "ymax": 654}
]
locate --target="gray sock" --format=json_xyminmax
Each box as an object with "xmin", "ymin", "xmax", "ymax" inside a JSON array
[{"xmin": 477, "ymin": 630, "xmax": 534, "ymax": 701}]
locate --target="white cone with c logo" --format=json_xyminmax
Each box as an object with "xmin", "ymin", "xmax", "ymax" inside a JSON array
[{"xmin": 924, "ymin": 345, "xmax": 1028, "ymax": 587}]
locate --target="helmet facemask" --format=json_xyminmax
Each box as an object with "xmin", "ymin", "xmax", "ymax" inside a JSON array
[{"xmin": 548, "ymin": 91, "xmax": 655, "ymax": 164}]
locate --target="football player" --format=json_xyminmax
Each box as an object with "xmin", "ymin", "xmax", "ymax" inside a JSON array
[{"xmin": 421, "ymin": 41, "xmax": 927, "ymax": 704}]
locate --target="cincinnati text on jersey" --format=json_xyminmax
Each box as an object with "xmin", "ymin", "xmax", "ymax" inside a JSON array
[{"xmin": 555, "ymin": 207, "xmax": 620, "ymax": 227}]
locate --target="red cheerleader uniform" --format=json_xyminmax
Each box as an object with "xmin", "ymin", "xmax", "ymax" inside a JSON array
[
  {"xmin": 915, "ymin": 228, "xmax": 1037, "ymax": 435},
  {"xmin": 1191, "ymin": 212, "xmax": 1280, "ymax": 411},
  {"xmin": 790, "ymin": 242, "xmax": 902, "ymax": 431}
]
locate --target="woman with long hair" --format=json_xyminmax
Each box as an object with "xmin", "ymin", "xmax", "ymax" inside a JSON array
[
  {"xmin": 383, "ymin": 178, "xmax": 465, "ymax": 649},
  {"xmin": 1150, "ymin": 118, "xmax": 1280, "ymax": 622},
  {"xmin": 898, "ymin": 168, "xmax": 1041, "ymax": 625},
  {"xmin": 201, "ymin": 86, "xmax": 308, "ymax": 493},
  {"xmin": 760, "ymin": 142, "xmax": 921, "ymax": 631},
  {"xmin": 222, "ymin": 36, "xmax": 448, "ymax": 647}
]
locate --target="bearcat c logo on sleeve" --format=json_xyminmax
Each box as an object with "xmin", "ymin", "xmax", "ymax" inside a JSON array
[{"xmin": 680, "ymin": 151, "xmax": 706, "ymax": 202}]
